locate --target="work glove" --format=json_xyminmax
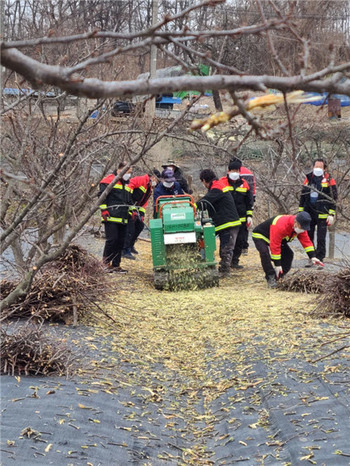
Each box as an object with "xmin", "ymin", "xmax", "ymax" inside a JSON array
[
  {"xmin": 101, "ymin": 210, "xmax": 110, "ymax": 221},
  {"xmin": 311, "ymin": 257, "xmax": 324, "ymax": 267},
  {"xmin": 246, "ymin": 217, "xmax": 253, "ymax": 229},
  {"xmin": 326, "ymin": 215, "xmax": 334, "ymax": 226},
  {"xmin": 275, "ymin": 266, "xmax": 283, "ymax": 279}
]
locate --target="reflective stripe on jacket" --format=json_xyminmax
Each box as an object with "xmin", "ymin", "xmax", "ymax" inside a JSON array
[
  {"xmin": 197, "ymin": 179, "xmax": 241, "ymax": 232},
  {"xmin": 299, "ymin": 172, "xmax": 337, "ymax": 219},
  {"xmin": 220, "ymin": 176, "xmax": 254, "ymax": 222},
  {"xmin": 252, "ymin": 214, "xmax": 315, "ymax": 266},
  {"xmin": 129, "ymin": 174, "xmax": 153, "ymax": 208},
  {"xmin": 99, "ymin": 173, "xmax": 132, "ymax": 224},
  {"xmin": 240, "ymin": 166, "xmax": 256, "ymax": 197}
]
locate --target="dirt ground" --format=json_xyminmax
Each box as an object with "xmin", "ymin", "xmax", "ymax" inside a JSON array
[{"xmin": 1, "ymin": 236, "xmax": 349, "ymax": 465}]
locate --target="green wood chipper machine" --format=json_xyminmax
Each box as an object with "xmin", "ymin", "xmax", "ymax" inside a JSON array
[{"xmin": 150, "ymin": 195, "xmax": 219, "ymax": 290}]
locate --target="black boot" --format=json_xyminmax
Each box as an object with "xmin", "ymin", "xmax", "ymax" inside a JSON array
[
  {"xmin": 231, "ymin": 262, "xmax": 244, "ymax": 269},
  {"xmin": 122, "ymin": 248, "xmax": 136, "ymax": 260},
  {"xmin": 130, "ymin": 246, "xmax": 139, "ymax": 255},
  {"xmin": 266, "ymin": 275, "xmax": 277, "ymax": 288}
]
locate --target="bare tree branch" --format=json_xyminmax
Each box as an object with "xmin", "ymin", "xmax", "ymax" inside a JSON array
[
  {"xmin": 2, "ymin": 48, "xmax": 349, "ymax": 98},
  {"xmin": 1, "ymin": 17, "xmax": 289, "ymax": 49}
]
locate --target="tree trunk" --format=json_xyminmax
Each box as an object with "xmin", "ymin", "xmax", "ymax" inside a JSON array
[
  {"xmin": 212, "ymin": 89, "xmax": 223, "ymax": 112},
  {"xmin": 328, "ymin": 228, "xmax": 335, "ymax": 259}
]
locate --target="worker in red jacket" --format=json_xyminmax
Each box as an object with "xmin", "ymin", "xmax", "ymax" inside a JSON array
[
  {"xmin": 99, "ymin": 161, "xmax": 133, "ymax": 273},
  {"xmin": 229, "ymin": 157, "xmax": 256, "ymax": 255},
  {"xmin": 252, "ymin": 212, "xmax": 323, "ymax": 288},
  {"xmin": 220, "ymin": 159, "xmax": 254, "ymax": 269},
  {"xmin": 122, "ymin": 172, "xmax": 158, "ymax": 259}
]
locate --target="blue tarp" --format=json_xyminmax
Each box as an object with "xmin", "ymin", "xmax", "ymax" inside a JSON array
[
  {"xmin": 268, "ymin": 89, "xmax": 350, "ymax": 107},
  {"xmin": 303, "ymin": 92, "xmax": 350, "ymax": 107},
  {"xmin": 3, "ymin": 88, "xmax": 55, "ymax": 97},
  {"xmin": 3, "ymin": 88, "xmax": 34, "ymax": 96},
  {"xmin": 157, "ymin": 96, "xmax": 181, "ymax": 104}
]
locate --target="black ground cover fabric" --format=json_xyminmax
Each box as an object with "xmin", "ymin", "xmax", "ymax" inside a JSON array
[{"xmin": 1, "ymin": 327, "xmax": 349, "ymax": 465}]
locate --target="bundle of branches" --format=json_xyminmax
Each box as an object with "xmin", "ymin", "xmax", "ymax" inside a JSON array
[
  {"xmin": 1, "ymin": 325, "xmax": 76, "ymax": 376},
  {"xmin": 53, "ymin": 244, "xmax": 98, "ymax": 274},
  {"xmin": 1, "ymin": 245, "xmax": 108, "ymax": 323},
  {"xmin": 0, "ymin": 280, "xmax": 16, "ymax": 300},
  {"xmin": 277, "ymin": 270, "xmax": 327, "ymax": 294},
  {"xmin": 314, "ymin": 267, "xmax": 350, "ymax": 318}
]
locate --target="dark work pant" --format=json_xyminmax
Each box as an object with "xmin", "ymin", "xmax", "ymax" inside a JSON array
[
  {"xmin": 218, "ymin": 226, "xmax": 239, "ymax": 272},
  {"xmin": 308, "ymin": 216, "xmax": 327, "ymax": 261},
  {"xmin": 232, "ymin": 223, "xmax": 246, "ymax": 265},
  {"xmin": 124, "ymin": 217, "xmax": 145, "ymax": 250},
  {"xmin": 103, "ymin": 222, "xmax": 127, "ymax": 267},
  {"xmin": 253, "ymin": 238, "xmax": 294, "ymax": 280},
  {"xmin": 242, "ymin": 224, "xmax": 249, "ymax": 249}
]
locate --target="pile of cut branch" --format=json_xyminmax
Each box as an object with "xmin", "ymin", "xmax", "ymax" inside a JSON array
[
  {"xmin": 314, "ymin": 267, "xmax": 350, "ymax": 317},
  {"xmin": 277, "ymin": 269, "xmax": 326, "ymax": 294},
  {"xmin": 1, "ymin": 245, "xmax": 108, "ymax": 323},
  {"xmin": 1, "ymin": 325, "xmax": 76, "ymax": 376}
]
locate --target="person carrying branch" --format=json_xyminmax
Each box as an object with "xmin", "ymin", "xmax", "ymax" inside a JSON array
[
  {"xmin": 252, "ymin": 212, "xmax": 323, "ymax": 288},
  {"xmin": 99, "ymin": 161, "xmax": 133, "ymax": 273},
  {"xmin": 298, "ymin": 159, "xmax": 337, "ymax": 265}
]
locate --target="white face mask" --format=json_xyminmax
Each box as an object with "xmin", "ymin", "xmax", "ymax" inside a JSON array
[
  {"xmin": 313, "ymin": 167, "xmax": 324, "ymax": 177},
  {"xmin": 228, "ymin": 172, "xmax": 240, "ymax": 181},
  {"xmin": 122, "ymin": 173, "xmax": 131, "ymax": 181},
  {"xmin": 294, "ymin": 227, "xmax": 304, "ymax": 234},
  {"xmin": 151, "ymin": 180, "xmax": 157, "ymax": 187},
  {"xmin": 163, "ymin": 181, "xmax": 174, "ymax": 188}
]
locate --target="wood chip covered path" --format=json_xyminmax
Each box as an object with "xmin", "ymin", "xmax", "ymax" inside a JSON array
[{"xmin": 1, "ymin": 238, "xmax": 350, "ymax": 465}]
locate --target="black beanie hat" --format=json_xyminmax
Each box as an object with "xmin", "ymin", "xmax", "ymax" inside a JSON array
[{"xmin": 228, "ymin": 160, "xmax": 242, "ymax": 171}]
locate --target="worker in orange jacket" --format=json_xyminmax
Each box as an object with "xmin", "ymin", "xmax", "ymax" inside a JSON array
[{"xmin": 252, "ymin": 212, "xmax": 323, "ymax": 288}]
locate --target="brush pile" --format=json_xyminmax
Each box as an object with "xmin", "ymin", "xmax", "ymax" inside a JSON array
[
  {"xmin": 1, "ymin": 325, "xmax": 76, "ymax": 376},
  {"xmin": 315, "ymin": 267, "xmax": 350, "ymax": 317},
  {"xmin": 277, "ymin": 269, "xmax": 326, "ymax": 294},
  {"xmin": 0, "ymin": 245, "xmax": 106, "ymax": 323}
]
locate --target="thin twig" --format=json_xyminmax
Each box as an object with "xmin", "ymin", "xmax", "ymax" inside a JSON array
[{"xmin": 310, "ymin": 345, "xmax": 349, "ymax": 364}]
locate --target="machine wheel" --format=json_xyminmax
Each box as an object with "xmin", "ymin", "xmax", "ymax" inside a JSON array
[
  {"xmin": 208, "ymin": 267, "xmax": 219, "ymax": 287},
  {"xmin": 154, "ymin": 271, "xmax": 168, "ymax": 290}
]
